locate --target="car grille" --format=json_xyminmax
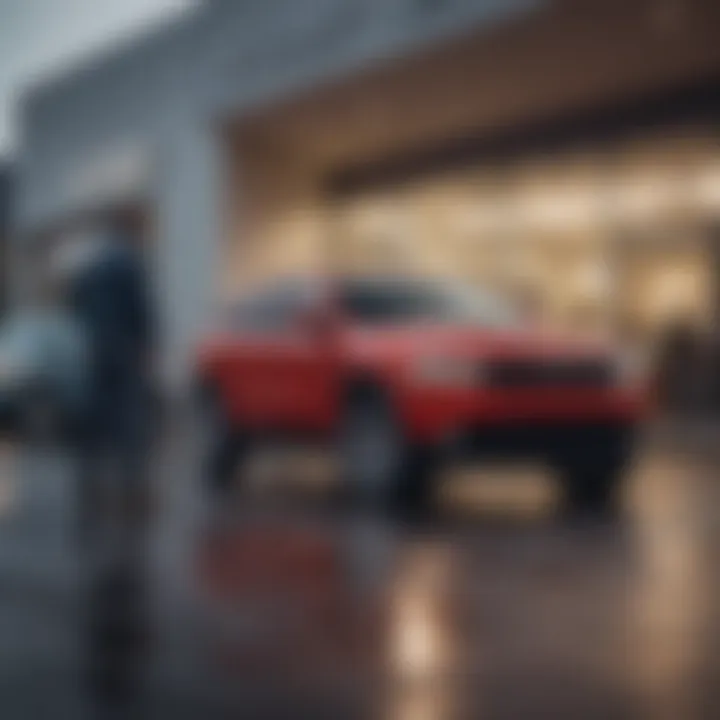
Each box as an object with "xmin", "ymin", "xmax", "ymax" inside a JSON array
[{"xmin": 484, "ymin": 358, "xmax": 614, "ymax": 389}]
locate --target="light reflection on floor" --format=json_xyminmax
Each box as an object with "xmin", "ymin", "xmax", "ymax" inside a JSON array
[
  {"xmin": 239, "ymin": 446, "xmax": 558, "ymax": 517},
  {"xmin": 1, "ymin": 430, "xmax": 719, "ymax": 719},
  {"xmin": 188, "ymin": 445, "xmax": 720, "ymax": 718}
]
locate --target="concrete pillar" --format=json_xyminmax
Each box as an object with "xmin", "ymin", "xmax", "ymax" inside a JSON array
[{"xmin": 154, "ymin": 121, "xmax": 226, "ymax": 393}]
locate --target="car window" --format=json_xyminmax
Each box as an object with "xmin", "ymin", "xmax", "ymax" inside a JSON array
[
  {"xmin": 230, "ymin": 281, "xmax": 321, "ymax": 333},
  {"xmin": 340, "ymin": 278, "xmax": 518, "ymax": 327}
]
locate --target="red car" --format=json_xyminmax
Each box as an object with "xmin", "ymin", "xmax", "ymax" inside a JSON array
[{"xmin": 196, "ymin": 276, "xmax": 644, "ymax": 512}]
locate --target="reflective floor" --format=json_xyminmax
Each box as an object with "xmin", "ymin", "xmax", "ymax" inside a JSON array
[{"xmin": 0, "ymin": 427, "xmax": 719, "ymax": 719}]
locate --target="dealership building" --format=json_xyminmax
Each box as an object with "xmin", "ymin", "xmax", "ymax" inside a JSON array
[{"xmin": 16, "ymin": 0, "xmax": 720, "ymax": 387}]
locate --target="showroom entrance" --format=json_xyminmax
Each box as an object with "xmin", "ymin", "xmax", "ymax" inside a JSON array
[
  {"xmin": 225, "ymin": 120, "xmax": 720, "ymax": 354},
  {"xmin": 328, "ymin": 130, "xmax": 720, "ymax": 346},
  {"xmin": 221, "ymin": 0, "xmax": 720, "ymax": 367}
]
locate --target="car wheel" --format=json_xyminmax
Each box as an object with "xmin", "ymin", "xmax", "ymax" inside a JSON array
[
  {"xmin": 559, "ymin": 463, "xmax": 620, "ymax": 516},
  {"xmin": 340, "ymin": 387, "xmax": 435, "ymax": 514},
  {"xmin": 556, "ymin": 431, "xmax": 632, "ymax": 516},
  {"xmin": 199, "ymin": 384, "xmax": 246, "ymax": 497}
]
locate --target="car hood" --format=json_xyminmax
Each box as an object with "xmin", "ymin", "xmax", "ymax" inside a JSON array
[{"xmin": 342, "ymin": 323, "xmax": 613, "ymax": 363}]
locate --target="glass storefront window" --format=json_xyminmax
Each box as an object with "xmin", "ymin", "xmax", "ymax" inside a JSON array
[{"xmin": 327, "ymin": 132, "xmax": 720, "ymax": 349}]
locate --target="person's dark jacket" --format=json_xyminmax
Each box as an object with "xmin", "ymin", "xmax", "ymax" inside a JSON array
[{"xmin": 69, "ymin": 238, "xmax": 152, "ymax": 377}]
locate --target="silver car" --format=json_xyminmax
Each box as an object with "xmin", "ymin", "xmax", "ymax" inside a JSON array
[{"xmin": 0, "ymin": 309, "xmax": 89, "ymax": 439}]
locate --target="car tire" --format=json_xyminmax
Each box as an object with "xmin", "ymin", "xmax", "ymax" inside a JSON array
[
  {"xmin": 339, "ymin": 386, "xmax": 436, "ymax": 515},
  {"xmin": 556, "ymin": 429, "xmax": 633, "ymax": 516},
  {"xmin": 199, "ymin": 384, "xmax": 246, "ymax": 497}
]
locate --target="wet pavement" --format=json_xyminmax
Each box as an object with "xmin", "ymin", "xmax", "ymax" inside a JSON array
[{"xmin": 0, "ymin": 427, "xmax": 719, "ymax": 719}]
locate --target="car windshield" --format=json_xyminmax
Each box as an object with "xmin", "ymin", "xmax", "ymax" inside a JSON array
[{"xmin": 340, "ymin": 278, "xmax": 519, "ymax": 327}]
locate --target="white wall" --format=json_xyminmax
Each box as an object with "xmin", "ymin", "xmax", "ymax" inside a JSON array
[{"xmin": 154, "ymin": 119, "xmax": 225, "ymax": 388}]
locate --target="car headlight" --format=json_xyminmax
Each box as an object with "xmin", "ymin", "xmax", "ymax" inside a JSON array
[{"xmin": 410, "ymin": 356, "xmax": 478, "ymax": 388}]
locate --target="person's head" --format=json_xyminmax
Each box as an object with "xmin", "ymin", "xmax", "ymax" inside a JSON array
[
  {"xmin": 53, "ymin": 224, "xmax": 96, "ymax": 272},
  {"xmin": 47, "ymin": 222, "xmax": 114, "ymax": 304},
  {"xmin": 95, "ymin": 204, "xmax": 144, "ymax": 252}
]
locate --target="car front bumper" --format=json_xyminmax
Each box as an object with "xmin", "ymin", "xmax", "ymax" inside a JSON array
[
  {"xmin": 402, "ymin": 384, "xmax": 646, "ymax": 445},
  {"xmin": 440, "ymin": 420, "xmax": 636, "ymax": 464}
]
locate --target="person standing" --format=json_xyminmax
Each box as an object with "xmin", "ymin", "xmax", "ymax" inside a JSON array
[{"xmin": 54, "ymin": 217, "xmax": 155, "ymax": 539}]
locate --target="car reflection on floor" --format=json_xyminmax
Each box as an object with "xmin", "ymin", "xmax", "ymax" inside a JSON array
[
  {"xmin": 2, "ymin": 432, "xmax": 719, "ymax": 719},
  {"xmin": 181, "ymin": 441, "xmax": 719, "ymax": 719}
]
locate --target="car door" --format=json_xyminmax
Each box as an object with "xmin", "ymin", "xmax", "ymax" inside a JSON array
[
  {"xmin": 223, "ymin": 282, "xmax": 338, "ymax": 434},
  {"xmin": 263, "ymin": 281, "xmax": 340, "ymax": 434},
  {"xmin": 219, "ymin": 287, "xmax": 289, "ymax": 428}
]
